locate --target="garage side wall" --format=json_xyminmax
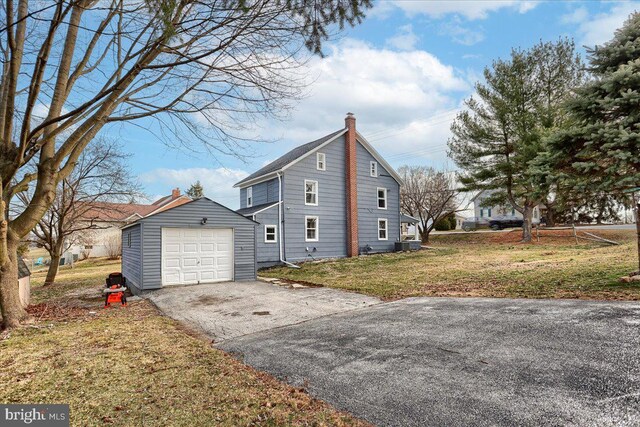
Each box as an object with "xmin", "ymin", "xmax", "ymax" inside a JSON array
[
  {"xmin": 140, "ymin": 198, "xmax": 256, "ymax": 289},
  {"xmin": 121, "ymin": 223, "xmax": 142, "ymax": 291}
]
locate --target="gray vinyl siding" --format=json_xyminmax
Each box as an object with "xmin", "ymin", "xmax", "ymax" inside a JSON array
[
  {"xmin": 356, "ymin": 142, "xmax": 401, "ymax": 253},
  {"xmin": 129, "ymin": 198, "xmax": 256, "ymax": 290},
  {"xmin": 282, "ymin": 135, "xmax": 347, "ymax": 261},
  {"xmin": 239, "ymin": 178, "xmax": 279, "ymax": 209},
  {"xmin": 254, "ymin": 205, "xmax": 281, "ymax": 265},
  {"xmin": 121, "ymin": 223, "xmax": 142, "ymax": 291}
]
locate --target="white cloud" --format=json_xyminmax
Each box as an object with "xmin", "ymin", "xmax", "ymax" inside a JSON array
[
  {"xmin": 439, "ymin": 18, "xmax": 485, "ymax": 45},
  {"xmin": 385, "ymin": 24, "xmax": 419, "ymax": 51},
  {"xmin": 388, "ymin": 0, "xmax": 539, "ymax": 20},
  {"xmin": 257, "ymin": 39, "xmax": 470, "ymax": 168},
  {"xmin": 565, "ymin": 3, "xmax": 639, "ymax": 47},
  {"xmin": 140, "ymin": 167, "xmax": 248, "ymax": 208}
]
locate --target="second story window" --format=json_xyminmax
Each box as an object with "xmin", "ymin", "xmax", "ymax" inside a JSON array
[
  {"xmin": 377, "ymin": 188, "xmax": 387, "ymax": 209},
  {"xmin": 305, "ymin": 180, "xmax": 318, "ymax": 206},
  {"xmin": 317, "ymin": 152, "xmax": 326, "ymax": 171},
  {"xmin": 246, "ymin": 186, "xmax": 253, "ymax": 207},
  {"xmin": 370, "ymin": 161, "xmax": 378, "ymax": 177}
]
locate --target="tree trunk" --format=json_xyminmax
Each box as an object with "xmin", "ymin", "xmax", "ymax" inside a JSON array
[
  {"xmin": 0, "ymin": 238, "xmax": 29, "ymax": 329},
  {"xmin": 45, "ymin": 251, "xmax": 62, "ymax": 286},
  {"xmin": 420, "ymin": 225, "xmax": 430, "ymax": 244},
  {"xmin": 635, "ymin": 200, "xmax": 640, "ymax": 274},
  {"xmin": 546, "ymin": 206, "xmax": 556, "ymax": 227},
  {"xmin": 522, "ymin": 205, "xmax": 534, "ymax": 243}
]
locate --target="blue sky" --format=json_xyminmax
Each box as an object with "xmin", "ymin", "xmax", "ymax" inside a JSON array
[{"xmin": 108, "ymin": 0, "xmax": 639, "ymax": 208}]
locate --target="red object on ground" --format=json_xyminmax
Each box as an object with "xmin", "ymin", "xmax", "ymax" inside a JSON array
[{"xmin": 104, "ymin": 272, "xmax": 128, "ymax": 308}]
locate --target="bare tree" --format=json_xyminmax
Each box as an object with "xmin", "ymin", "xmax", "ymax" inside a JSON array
[
  {"xmin": 19, "ymin": 138, "xmax": 139, "ymax": 286},
  {"xmin": 0, "ymin": 0, "xmax": 373, "ymax": 328},
  {"xmin": 399, "ymin": 166, "xmax": 462, "ymax": 243}
]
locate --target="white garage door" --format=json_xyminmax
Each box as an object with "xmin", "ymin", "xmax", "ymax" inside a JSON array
[{"xmin": 161, "ymin": 228, "xmax": 234, "ymax": 286}]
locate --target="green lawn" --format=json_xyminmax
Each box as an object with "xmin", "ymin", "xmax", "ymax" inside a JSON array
[
  {"xmin": 1, "ymin": 259, "xmax": 367, "ymax": 427},
  {"xmin": 261, "ymin": 229, "xmax": 640, "ymax": 300}
]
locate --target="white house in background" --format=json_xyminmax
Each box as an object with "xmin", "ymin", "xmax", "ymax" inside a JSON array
[
  {"xmin": 473, "ymin": 190, "xmax": 543, "ymax": 222},
  {"xmin": 70, "ymin": 188, "xmax": 191, "ymax": 258},
  {"xmin": 18, "ymin": 257, "xmax": 30, "ymax": 307}
]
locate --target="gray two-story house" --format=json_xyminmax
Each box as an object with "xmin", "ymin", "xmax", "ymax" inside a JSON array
[{"xmin": 235, "ymin": 113, "xmax": 402, "ymax": 267}]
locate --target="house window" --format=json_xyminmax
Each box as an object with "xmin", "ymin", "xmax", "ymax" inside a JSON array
[
  {"xmin": 305, "ymin": 216, "xmax": 319, "ymax": 241},
  {"xmin": 264, "ymin": 225, "xmax": 277, "ymax": 243},
  {"xmin": 377, "ymin": 188, "xmax": 387, "ymax": 209},
  {"xmin": 84, "ymin": 245, "xmax": 93, "ymax": 250},
  {"xmin": 304, "ymin": 180, "xmax": 318, "ymax": 206},
  {"xmin": 511, "ymin": 208, "xmax": 515, "ymax": 216},
  {"xmin": 246, "ymin": 186, "xmax": 253, "ymax": 207},
  {"xmin": 480, "ymin": 209, "xmax": 484, "ymax": 218},
  {"xmin": 127, "ymin": 233, "xmax": 131, "ymax": 248},
  {"xmin": 378, "ymin": 218, "xmax": 388, "ymax": 240},
  {"xmin": 317, "ymin": 152, "xmax": 326, "ymax": 171},
  {"xmin": 487, "ymin": 208, "xmax": 492, "ymax": 217},
  {"xmin": 370, "ymin": 161, "xmax": 378, "ymax": 177}
]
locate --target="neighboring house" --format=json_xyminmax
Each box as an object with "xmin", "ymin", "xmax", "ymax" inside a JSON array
[
  {"xmin": 454, "ymin": 214, "xmax": 466, "ymax": 230},
  {"xmin": 121, "ymin": 197, "xmax": 257, "ymax": 292},
  {"xmin": 71, "ymin": 188, "xmax": 191, "ymax": 258},
  {"xmin": 18, "ymin": 257, "xmax": 30, "ymax": 307},
  {"xmin": 473, "ymin": 190, "xmax": 543, "ymax": 223},
  {"xmin": 234, "ymin": 113, "xmax": 403, "ymax": 267}
]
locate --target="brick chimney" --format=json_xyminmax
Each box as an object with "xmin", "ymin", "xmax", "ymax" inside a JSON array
[
  {"xmin": 171, "ymin": 188, "xmax": 181, "ymax": 199},
  {"xmin": 345, "ymin": 113, "xmax": 358, "ymax": 257}
]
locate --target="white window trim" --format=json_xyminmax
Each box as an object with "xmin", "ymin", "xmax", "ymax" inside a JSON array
[
  {"xmin": 305, "ymin": 215, "xmax": 319, "ymax": 242},
  {"xmin": 378, "ymin": 218, "xmax": 388, "ymax": 241},
  {"xmin": 377, "ymin": 187, "xmax": 387, "ymax": 210},
  {"xmin": 316, "ymin": 152, "xmax": 326, "ymax": 171},
  {"xmin": 304, "ymin": 179, "xmax": 318, "ymax": 206},
  {"xmin": 370, "ymin": 161, "xmax": 378, "ymax": 177},
  {"xmin": 264, "ymin": 225, "xmax": 277, "ymax": 243},
  {"xmin": 246, "ymin": 186, "xmax": 253, "ymax": 208}
]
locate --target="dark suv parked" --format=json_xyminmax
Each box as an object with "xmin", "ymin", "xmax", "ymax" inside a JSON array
[{"xmin": 488, "ymin": 215, "xmax": 524, "ymax": 230}]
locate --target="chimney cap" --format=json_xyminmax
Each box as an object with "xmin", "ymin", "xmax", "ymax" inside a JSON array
[{"xmin": 346, "ymin": 112, "xmax": 355, "ymax": 118}]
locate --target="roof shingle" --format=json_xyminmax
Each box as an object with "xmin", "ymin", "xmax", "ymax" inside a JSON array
[{"xmin": 234, "ymin": 129, "xmax": 346, "ymax": 187}]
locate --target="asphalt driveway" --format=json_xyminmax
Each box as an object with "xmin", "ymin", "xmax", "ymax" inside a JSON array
[
  {"xmin": 219, "ymin": 297, "xmax": 640, "ymax": 427},
  {"xmin": 145, "ymin": 281, "xmax": 380, "ymax": 341}
]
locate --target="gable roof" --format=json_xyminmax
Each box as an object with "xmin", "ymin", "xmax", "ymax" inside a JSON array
[
  {"xmin": 236, "ymin": 201, "xmax": 280, "ymax": 217},
  {"xmin": 122, "ymin": 197, "xmax": 258, "ymax": 229},
  {"xmin": 18, "ymin": 257, "xmax": 30, "ymax": 279},
  {"xmin": 234, "ymin": 129, "xmax": 347, "ymax": 188},
  {"xmin": 80, "ymin": 202, "xmax": 158, "ymax": 222},
  {"xmin": 234, "ymin": 127, "xmax": 403, "ymax": 188}
]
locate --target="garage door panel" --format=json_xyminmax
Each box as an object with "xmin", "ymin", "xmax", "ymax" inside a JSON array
[
  {"xmin": 165, "ymin": 243, "xmax": 180, "ymax": 253},
  {"xmin": 200, "ymin": 257, "xmax": 214, "ymax": 267},
  {"xmin": 200, "ymin": 243, "xmax": 215, "ymax": 252},
  {"xmin": 164, "ymin": 258, "xmax": 180, "ymax": 268},
  {"xmin": 200, "ymin": 271, "xmax": 215, "ymax": 281},
  {"xmin": 183, "ymin": 243, "xmax": 198, "ymax": 253},
  {"xmin": 162, "ymin": 227, "xmax": 234, "ymax": 286},
  {"xmin": 182, "ymin": 257, "xmax": 198, "ymax": 267}
]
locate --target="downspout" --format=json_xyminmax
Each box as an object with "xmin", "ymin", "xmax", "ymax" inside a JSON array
[{"xmin": 277, "ymin": 172, "xmax": 299, "ymax": 269}]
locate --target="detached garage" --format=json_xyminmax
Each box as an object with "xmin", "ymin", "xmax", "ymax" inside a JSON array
[{"xmin": 121, "ymin": 198, "xmax": 257, "ymax": 293}]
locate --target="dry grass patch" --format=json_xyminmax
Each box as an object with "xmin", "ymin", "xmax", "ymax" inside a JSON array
[
  {"xmin": 1, "ymin": 259, "xmax": 368, "ymax": 427},
  {"xmin": 261, "ymin": 230, "xmax": 640, "ymax": 300}
]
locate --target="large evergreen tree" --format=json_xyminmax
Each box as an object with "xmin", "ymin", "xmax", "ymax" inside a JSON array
[
  {"xmin": 547, "ymin": 13, "xmax": 640, "ymax": 272},
  {"xmin": 448, "ymin": 39, "xmax": 584, "ymax": 241}
]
